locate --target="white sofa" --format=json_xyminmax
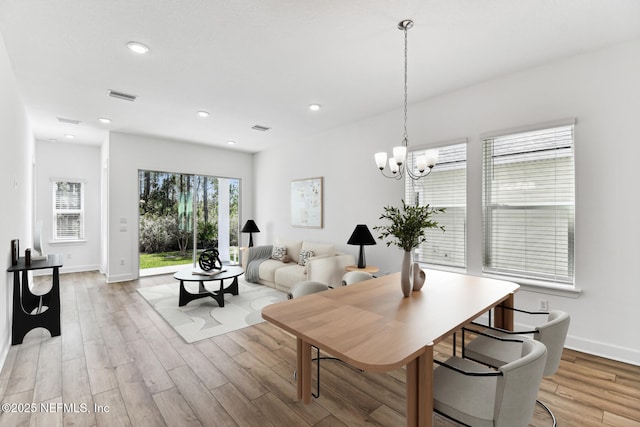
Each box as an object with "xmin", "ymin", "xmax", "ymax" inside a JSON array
[{"xmin": 245, "ymin": 239, "xmax": 355, "ymax": 291}]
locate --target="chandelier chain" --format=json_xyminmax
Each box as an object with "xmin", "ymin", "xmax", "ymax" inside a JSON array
[
  {"xmin": 375, "ymin": 19, "xmax": 437, "ymax": 181},
  {"xmin": 403, "ymin": 24, "xmax": 408, "ymax": 144}
]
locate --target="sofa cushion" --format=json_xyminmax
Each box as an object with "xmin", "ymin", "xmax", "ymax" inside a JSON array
[
  {"xmin": 276, "ymin": 239, "xmax": 303, "ymax": 263},
  {"xmin": 274, "ymin": 264, "xmax": 307, "ymax": 289},
  {"xmin": 271, "ymin": 245, "xmax": 287, "ymax": 261},
  {"xmin": 298, "ymin": 249, "xmax": 315, "ymax": 266},
  {"xmin": 301, "ymin": 241, "xmax": 336, "ymax": 258},
  {"xmin": 258, "ymin": 259, "xmax": 286, "ymax": 284}
]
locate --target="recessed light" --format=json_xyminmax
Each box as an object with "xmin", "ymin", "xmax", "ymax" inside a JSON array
[
  {"xmin": 64, "ymin": 134, "xmax": 75, "ymax": 139},
  {"xmin": 197, "ymin": 111, "xmax": 210, "ymax": 118},
  {"xmin": 227, "ymin": 140, "xmax": 236, "ymax": 145},
  {"xmin": 127, "ymin": 41, "xmax": 150, "ymax": 54},
  {"xmin": 309, "ymin": 104, "xmax": 321, "ymax": 111},
  {"xmin": 49, "ymin": 138, "xmax": 57, "ymax": 142},
  {"xmin": 99, "ymin": 117, "xmax": 112, "ymax": 124}
]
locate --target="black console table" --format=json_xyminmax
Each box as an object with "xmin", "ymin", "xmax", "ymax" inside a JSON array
[{"xmin": 7, "ymin": 254, "xmax": 62, "ymax": 345}]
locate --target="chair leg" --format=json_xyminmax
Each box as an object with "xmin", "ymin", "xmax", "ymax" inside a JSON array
[
  {"xmin": 293, "ymin": 347, "xmax": 359, "ymax": 399},
  {"xmin": 537, "ymin": 399, "xmax": 557, "ymax": 427},
  {"xmin": 313, "ymin": 346, "xmax": 320, "ymax": 398},
  {"xmin": 453, "ymin": 332, "xmax": 457, "ymax": 356}
]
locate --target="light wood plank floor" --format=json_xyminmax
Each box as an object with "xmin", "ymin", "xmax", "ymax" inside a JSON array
[{"xmin": 1, "ymin": 271, "xmax": 638, "ymax": 426}]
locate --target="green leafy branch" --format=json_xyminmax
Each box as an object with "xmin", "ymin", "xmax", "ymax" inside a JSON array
[{"xmin": 373, "ymin": 200, "xmax": 445, "ymax": 251}]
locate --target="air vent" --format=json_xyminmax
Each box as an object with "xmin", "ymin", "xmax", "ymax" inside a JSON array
[
  {"xmin": 57, "ymin": 117, "xmax": 81, "ymax": 125},
  {"xmin": 251, "ymin": 125, "xmax": 271, "ymax": 132},
  {"xmin": 108, "ymin": 89, "xmax": 137, "ymax": 102}
]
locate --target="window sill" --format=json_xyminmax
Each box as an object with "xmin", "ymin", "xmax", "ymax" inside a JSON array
[
  {"xmin": 419, "ymin": 263, "xmax": 467, "ymax": 275},
  {"xmin": 418, "ymin": 264, "xmax": 581, "ymax": 298},
  {"xmin": 49, "ymin": 239, "xmax": 87, "ymax": 246},
  {"xmin": 483, "ymin": 273, "xmax": 581, "ymax": 298}
]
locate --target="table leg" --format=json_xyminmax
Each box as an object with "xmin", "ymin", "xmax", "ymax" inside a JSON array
[
  {"xmin": 422, "ymin": 345, "xmax": 434, "ymax": 427},
  {"xmin": 407, "ymin": 358, "xmax": 417, "ymax": 427},
  {"xmin": 494, "ymin": 293, "xmax": 515, "ymax": 331},
  {"xmin": 49, "ymin": 267, "xmax": 61, "ymax": 336},
  {"xmin": 228, "ymin": 276, "xmax": 239, "ymax": 295},
  {"xmin": 406, "ymin": 346, "xmax": 433, "ymax": 427},
  {"xmin": 297, "ymin": 338, "xmax": 312, "ymax": 404}
]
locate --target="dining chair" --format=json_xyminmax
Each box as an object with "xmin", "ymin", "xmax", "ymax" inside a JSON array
[
  {"xmin": 287, "ymin": 280, "xmax": 330, "ymax": 299},
  {"xmin": 434, "ymin": 338, "xmax": 547, "ymax": 427},
  {"xmin": 463, "ymin": 309, "xmax": 570, "ymax": 426},
  {"xmin": 287, "ymin": 280, "xmax": 334, "ymax": 398},
  {"xmin": 341, "ymin": 271, "xmax": 373, "ymax": 286}
]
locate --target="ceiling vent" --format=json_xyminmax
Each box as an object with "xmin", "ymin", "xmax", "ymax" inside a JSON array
[
  {"xmin": 251, "ymin": 125, "xmax": 271, "ymax": 132},
  {"xmin": 57, "ymin": 117, "xmax": 81, "ymax": 125},
  {"xmin": 108, "ymin": 89, "xmax": 137, "ymax": 102}
]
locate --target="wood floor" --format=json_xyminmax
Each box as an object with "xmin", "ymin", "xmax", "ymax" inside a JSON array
[{"xmin": 0, "ymin": 271, "xmax": 638, "ymax": 427}]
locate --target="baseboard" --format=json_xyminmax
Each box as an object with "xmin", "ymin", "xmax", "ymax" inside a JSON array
[
  {"xmin": 31, "ymin": 264, "xmax": 100, "ymax": 276},
  {"xmin": 565, "ymin": 335, "xmax": 640, "ymax": 366},
  {"xmin": 106, "ymin": 272, "xmax": 137, "ymax": 283}
]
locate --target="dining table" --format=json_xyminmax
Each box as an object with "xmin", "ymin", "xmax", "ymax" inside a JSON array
[{"xmin": 261, "ymin": 269, "xmax": 519, "ymax": 427}]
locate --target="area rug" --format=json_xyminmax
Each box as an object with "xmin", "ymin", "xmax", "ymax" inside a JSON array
[{"xmin": 137, "ymin": 278, "xmax": 287, "ymax": 343}]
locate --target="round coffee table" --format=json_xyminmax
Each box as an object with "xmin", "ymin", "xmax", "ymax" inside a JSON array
[{"xmin": 173, "ymin": 266, "xmax": 244, "ymax": 307}]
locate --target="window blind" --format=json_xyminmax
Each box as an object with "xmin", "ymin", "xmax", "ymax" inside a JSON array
[
  {"xmin": 53, "ymin": 181, "xmax": 85, "ymax": 240},
  {"xmin": 405, "ymin": 142, "xmax": 466, "ymax": 268},
  {"xmin": 482, "ymin": 125, "xmax": 575, "ymax": 284}
]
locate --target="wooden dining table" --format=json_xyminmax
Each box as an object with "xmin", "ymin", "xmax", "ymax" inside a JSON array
[{"xmin": 261, "ymin": 269, "xmax": 519, "ymax": 427}]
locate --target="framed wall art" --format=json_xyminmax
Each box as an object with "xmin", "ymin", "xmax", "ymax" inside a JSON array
[{"xmin": 291, "ymin": 177, "xmax": 323, "ymax": 228}]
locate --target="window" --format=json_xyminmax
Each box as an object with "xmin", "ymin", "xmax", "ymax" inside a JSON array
[
  {"xmin": 482, "ymin": 122, "xmax": 575, "ymax": 284},
  {"xmin": 405, "ymin": 141, "xmax": 467, "ymax": 268},
  {"xmin": 52, "ymin": 180, "xmax": 85, "ymax": 240}
]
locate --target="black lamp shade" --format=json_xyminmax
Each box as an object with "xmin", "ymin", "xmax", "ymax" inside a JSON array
[
  {"xmin": 241, "ymin": 220, "xmax": 260, "ymax": 247},
  {"xmin": 347, "ymin": 224, "xmax": 376, "ymax": 246},
  {"xmin": 241, "ymin": 220, "xmax": 260, "ymax": 233},
  {"xmin": 347, "ymin": 224, "xmax": 376, "ymax": 268}
]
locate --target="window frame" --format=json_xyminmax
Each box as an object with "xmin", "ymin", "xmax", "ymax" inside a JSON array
[
  {"xmin": 481, "ymin": 119, "xmax": 576, "ymax": 286},
  {"xmin": 52, "ymin": 179, "xmax": 86, "ymax": 241},
  {"xmin": 405, "ymin": 139, "xmax": 467, "ymax": 270}
]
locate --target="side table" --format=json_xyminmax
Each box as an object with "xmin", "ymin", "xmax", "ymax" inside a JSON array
[
  {"xmin": 345, "ymin": 265, "xmax": 379, "ymax": 274},
  {"xmin": 7, "ymin": 254, "xmax": 63, "ymax": 345}
]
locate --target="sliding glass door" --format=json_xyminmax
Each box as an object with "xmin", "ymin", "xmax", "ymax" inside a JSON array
[{"xmin": 138, "ymin": 170, "xmax": 240, "ymax": 273}]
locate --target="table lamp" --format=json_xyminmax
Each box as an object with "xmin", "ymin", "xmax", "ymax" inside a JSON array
[
  {"xmin": 347, "ymin": 224, "xmax": 376, "ymax": 268},
  {"xmin": 241, "ymin": 220, "xmax": 260, "ymax": 247}
]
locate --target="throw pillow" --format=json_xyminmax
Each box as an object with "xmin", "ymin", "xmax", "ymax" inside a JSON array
[
  {"xmin": 281, "ymin": 254, "xmax": 292, "ymax": 263},
  {"xmin": 298, "ymin": 249, "xmax": 315, "ymax": 266},
  {"xmin": 271, "ymin": 245, "xmax": 287, "ymax": 261}
]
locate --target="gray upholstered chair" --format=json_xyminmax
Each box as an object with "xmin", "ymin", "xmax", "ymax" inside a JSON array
[
  {"xmin": 288, "ymin": 280, "xmax": 332, "ymax": 398},
  {"xmin": 341, "ymin": 271, "xmax": 373, "ymax": 286},
  {"xmin": 287, "ymin": 280, "xmax": 330, "ymax": 299},
  {"xmin": 463, "ymin": 309, "xmax": 570, "ymax": 426},
  {"xmin": 434, "ymin": 339, "xmax": 547, "ymax": 427}
]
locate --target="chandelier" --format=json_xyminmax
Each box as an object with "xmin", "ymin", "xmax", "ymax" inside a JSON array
[{"xmin": 375, "ymin": 20, "xmax": 438, "ymax": 180}]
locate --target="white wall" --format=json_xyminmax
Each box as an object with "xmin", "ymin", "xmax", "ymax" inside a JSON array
[
  {"xmin": 34, "ymin": 140, "xmax": 101, "ymax": 273},
  {"xmin": 105, "ymin": 132, "xmax": 254, "ymax": 282},
  {"xmin": 255, "ymin": 39, "xmax": 640, "ymax": 364},
  {"xmin": 100, "ymin": 136, "xmax": 109, "ymax": 274},
  {"xmin": 0, "ymin": 33, "xmax": 34, "ymax": 368}
]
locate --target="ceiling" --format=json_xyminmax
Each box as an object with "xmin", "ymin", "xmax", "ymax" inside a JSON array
[{"xmin": 1, "ymin": 0, "xmax": 639, "ymax": 153}]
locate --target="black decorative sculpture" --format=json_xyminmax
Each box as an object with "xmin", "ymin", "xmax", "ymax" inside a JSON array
[{"xmin": 198, "ymin": 248, "xmax": 222, "ymax": 271}]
